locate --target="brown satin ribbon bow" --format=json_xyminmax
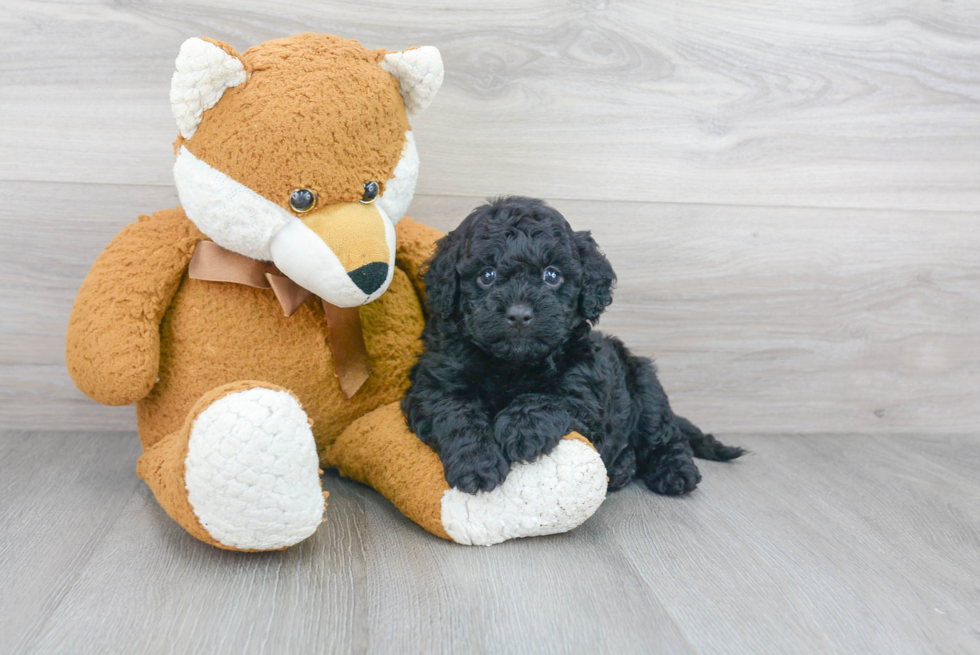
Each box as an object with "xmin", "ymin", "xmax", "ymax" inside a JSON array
[{"xmin": 188, "ymin": 240, "xmax": 371, "ymax": 399}]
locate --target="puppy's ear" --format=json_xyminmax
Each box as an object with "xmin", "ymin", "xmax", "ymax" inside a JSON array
[
  {"xmin": 575, "ymin": 230, "xmax": 616, "ymax": 323},
  {"xmin": 423, "ymin": 229, "xmax": 464, "ymax": 321}
]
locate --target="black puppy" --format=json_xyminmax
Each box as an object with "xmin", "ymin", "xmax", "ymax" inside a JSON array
[{"xmin": 402, "ymin": 196, "xmax": 743, "ymax": 495}]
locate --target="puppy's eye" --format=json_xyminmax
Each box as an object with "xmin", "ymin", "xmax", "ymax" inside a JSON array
[
  {"xmin": 361, "ymin": 181, "xmax": 380, "ymax": 204},
  {"xmin": 289, "ymin": 188, "xmax": 317, "ymax": 213},
  {"xmin": 542, "ymin": 266, "xmax": 563, "ymax": 287},
  {"xmin": 477, "ymin": 268, "xmax": 497, "ymax": 288}
]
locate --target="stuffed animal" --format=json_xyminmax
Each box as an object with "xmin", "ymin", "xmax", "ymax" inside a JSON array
[{"xmin": 66, "ymin": 33, "xmax": 608, "ymax": 551}]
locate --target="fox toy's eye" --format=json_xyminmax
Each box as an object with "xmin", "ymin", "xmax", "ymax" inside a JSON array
[
  {"xmin": 477, "ymin": 268, "xmax": 497, "ymax": 288},
  {"xmin": 542, "ymin": 266, "xmax": 563, "ymax": 287},
  {"xmin": 361, "ymin": 181, "xmax": 380, "ymax": 204},
  {"xmin": 289, "ymin": 188, "xmax": 317, "ymax": 213}
]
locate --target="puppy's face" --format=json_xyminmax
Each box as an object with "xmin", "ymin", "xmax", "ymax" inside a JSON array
[{"xmin": 425, "ymin": 197, "xmax": 616, "ymax": 364}]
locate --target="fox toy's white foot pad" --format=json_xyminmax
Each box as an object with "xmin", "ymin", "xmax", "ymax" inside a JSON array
[
  {"xmin": 440, "ymin": 438, "xmax": 607, "ymax": 546},
  {"xmin": 184, "ymin": 387, "xmax": 325, "ymax": 550}
]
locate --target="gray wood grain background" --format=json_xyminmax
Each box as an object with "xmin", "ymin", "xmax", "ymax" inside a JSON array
[
  {"xmin": 2, "ymin": 0, "xmax": 978, "ymax": 434},
  {"xmin": 2, "ymin": 2, "xmax": 980, "ymax": 653}
]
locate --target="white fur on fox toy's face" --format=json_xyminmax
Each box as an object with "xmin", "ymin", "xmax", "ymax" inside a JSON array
[
  {"xmin": 269, "ymin": 207, "xmax": 396, "ymax": 308},
  {"xmin": 169, "ymin": 36, "xmax": 437, "ymax": 305},
  {"xmin": 376, "ymin": 131, "xmax": 419, "ymax": 223},
  {"xmin": 173, "ymin": 135, "xmax": 415, "ymax": 306}
]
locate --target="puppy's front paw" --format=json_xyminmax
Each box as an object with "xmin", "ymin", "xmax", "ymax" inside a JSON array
[
  {"xmin": 443, "ymin": 441, "xmax": 511, "ymax": 494},
  {"xmin": 494, "ymin": 398, "xmax": 570, "ymax": 465}
]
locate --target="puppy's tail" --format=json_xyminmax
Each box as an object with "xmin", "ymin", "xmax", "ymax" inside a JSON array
[{"xmin": 676, "ymin": 415, "xmax": 745, "ymax": 461}]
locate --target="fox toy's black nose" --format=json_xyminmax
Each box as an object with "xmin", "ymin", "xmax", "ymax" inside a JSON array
[
  {"xmin": 349, "ymin": 262, "xmax": 388, "ymax": 295},
  {"xmin": 505, "ymin": 303, "xmax": 534, "ymax": 328}
]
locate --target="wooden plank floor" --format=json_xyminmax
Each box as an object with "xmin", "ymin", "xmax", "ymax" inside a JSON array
[{"xmin": 2, "ymin": 431, "xmax": 978, "ymax": 654}]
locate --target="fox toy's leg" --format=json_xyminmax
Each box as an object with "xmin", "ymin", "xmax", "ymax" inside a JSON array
[
  {"xmin": 326, "ymin": 402, "xmax": 608, "ymax": 546},
  {"xmin": 137, "ymin": 381, "xmax": 326, "ymax": 551}
]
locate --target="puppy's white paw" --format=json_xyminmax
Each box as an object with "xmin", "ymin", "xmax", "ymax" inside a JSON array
[
  {"xmin": 440, "ymin": 438, "xmax": 607, "ymax": 546},
  {"xmin": 184, "ymin": 387, "xmax": 325, "ymax": 551}
]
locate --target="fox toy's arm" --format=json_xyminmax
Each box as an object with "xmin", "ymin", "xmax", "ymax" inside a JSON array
[
  {"xmin": 394, "ymin": 217, "xmax": 443, "ymax": 309},
  {"xmin": 66, "ymin": 208, "xmax": 204, "ymax": 406}
]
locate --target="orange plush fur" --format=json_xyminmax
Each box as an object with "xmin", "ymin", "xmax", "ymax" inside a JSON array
[
  {"xmin": 177, "ymin": 34, "xmax": 410, "ymax": 207},
  {"xmin": 67, "ymin": 33, "xmax": 608, "ymax": 550},
  {"xmin": 67, "ymin": 34, "xmax": 451, "ymax": 547}
]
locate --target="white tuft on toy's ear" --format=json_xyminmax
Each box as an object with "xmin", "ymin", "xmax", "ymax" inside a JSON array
[
  {"xmin": 170, "ymin": 37, "xmax": 247, "ymax": 139},
  {"xmin": 380, "ymin": 46, "xmax": 444, "ymax": 116}
]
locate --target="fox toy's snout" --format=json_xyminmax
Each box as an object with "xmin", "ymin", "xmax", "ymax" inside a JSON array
[{"xmin": 270, "ymin": 201, "xmax": 395, "ymax": 306}]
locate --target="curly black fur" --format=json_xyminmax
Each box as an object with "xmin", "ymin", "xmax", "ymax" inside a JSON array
[{"xmin": 402, "ymin": 196, "xmax": 743, "ymax": 494}]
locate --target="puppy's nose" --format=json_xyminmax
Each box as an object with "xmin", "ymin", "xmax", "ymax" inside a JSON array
[{"xmin": 505, "ymin": 303, "xmax": 534, "ymax": 328}]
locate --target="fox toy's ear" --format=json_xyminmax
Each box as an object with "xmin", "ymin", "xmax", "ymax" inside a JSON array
[
  {"xmin": 380, "ymin": 46, "xmax": 444, "ymax": 116},
  {"xmin": 170, "ymin": 37, "xmax": 247, "ymax": 139}
]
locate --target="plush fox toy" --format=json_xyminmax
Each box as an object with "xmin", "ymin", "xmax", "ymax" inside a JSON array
[{"xmin": 66, "ymin": 33, "xmax": 607, "ymax": 551}]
